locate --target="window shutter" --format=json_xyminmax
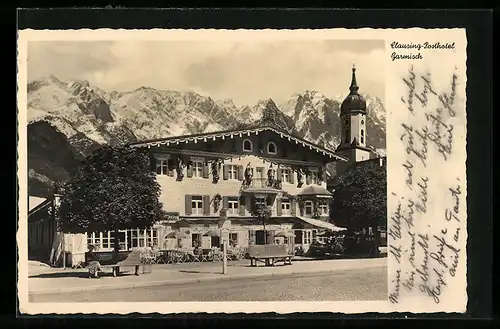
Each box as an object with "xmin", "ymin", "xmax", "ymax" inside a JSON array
[
  {"xmin": 185, "ymin": 195, "xmax": 192, "ymax": 216},
  {"xmin": 203, "ymin": 195, "xmax": 211, "ymax": 216},
  {"xmin": 239, "ymin": 196, "xmax": 246, "ymax": 216},
  {"xmin": 276, "ymin": 198, "xmax": 282, "ymax": 216},
  {"xmin": 187, "ymin": 164, "xmax": 193, "ymax": 178},
  {"xmin": 167, "ymin": 159, "xmax": 175, "ymax": 177},
  {"xmin": 237, "ymin": 165, "xmax": 244, "ymax": 181},
  {"xmin": 249, "ymin": 230, "xmax": 256, "ymax": 245},
  {"xmin": 306, "ymin": 173, "xmax": 312, "ymax": 185},
  {"xmin": 291, "ymin": 199, "xmax": 297, "ymax": 216},
  {"xmin": 222, "ymin": 196, "xmax": 229, "ymax": 210},
  {"xmin": 223, "ymin": 165, "xmax": 229, "ymax": 180},
  {"xmin": 290, "ymin": 170, "xmax": 295, "ymax": 184},
  {"xmin": 277, "ymin": 168, "xmax": 283, "ymax": 181},
  {"xmin": 202, "ymin": 163, "xmax": 210, "ymax": 178}
]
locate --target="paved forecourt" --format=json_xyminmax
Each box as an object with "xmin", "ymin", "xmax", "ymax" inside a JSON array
[
  {"xmin": 30, "ymin": 267, "xmax": 388, "ymax": 302},
  {"xmin": 28, "ymin": 257, "xmax": 387, "ymax": 295}
]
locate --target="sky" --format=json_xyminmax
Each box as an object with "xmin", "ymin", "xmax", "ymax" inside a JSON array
[{"xmin": 27, "ymin": 39, "xmax": 385, "ymax": 106}]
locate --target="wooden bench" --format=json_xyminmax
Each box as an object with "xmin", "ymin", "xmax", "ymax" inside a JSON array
[
  {"xmin": 247, "ymin": 245, "xmax": 293, "ymax": 267},
  {"xmin": 85, "ymin": 250, "xmax": 142, "ymax": 277}
]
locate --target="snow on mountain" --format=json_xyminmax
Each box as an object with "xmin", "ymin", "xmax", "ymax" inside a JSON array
[
  {"xmin": 280, "ymin": 90, "xmax": 386, "ymax": 151},
  {"xmin": 26, "ymin": 76, "xmax": 386, "ymax": 197}
]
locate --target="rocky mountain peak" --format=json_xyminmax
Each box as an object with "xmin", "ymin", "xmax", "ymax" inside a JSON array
[{"xmin": 26, "ymin": 75, "xmax": 386, "ymax": 197}]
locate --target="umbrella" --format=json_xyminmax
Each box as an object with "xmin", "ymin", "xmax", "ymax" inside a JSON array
[
  {"xmin": 166, "ymin": 231, "xmax": 188, "ymax": 239},
  {"xmin": 274, "ymin": 231, "xmax": 295, "ymax": 238},
  {"xmin": 203, "ymin": 230, "xmax": 220, "ymax": 237}
]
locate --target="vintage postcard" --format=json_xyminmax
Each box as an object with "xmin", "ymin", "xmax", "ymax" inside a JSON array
[{"xmin": 17, "ymin": 28, "xmax": 467, "ymax": 314}]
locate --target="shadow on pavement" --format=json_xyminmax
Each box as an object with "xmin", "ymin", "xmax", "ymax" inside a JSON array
[
  {"xmin": 178, "ymin": 270, "xmax": 221, "ymax": 275},
  {"xmin": 30, "ymin": 271, "xmax": 138, "ymax": 279}
]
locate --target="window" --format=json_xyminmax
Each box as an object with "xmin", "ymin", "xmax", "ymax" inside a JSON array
[
  {"xmin": 102, "ymin": 231, "xmax": 110, "ymax": 249},
  {"xmin": 228, "ymin": 165, "xmax": 238, "ymax": 180},
  {"xmin": 211, "ymin": 236, "xmax": 220, "ymax": 248},
  {"xmin": 318, "ymin": 203, "xmax": 329, "ymax": 216},
  {"xmin": 129, "ymin": 228, "xmax": 159, "ymax": 248},
  {"xmin": 243, "ymin": 139, "xmax": 253, "ymax": 152},
  {"xmin": 267, "ymin": 142, "xmax": 277, "ymax": 154},
  {"xmin": 303, "ymin": 230, "xmax": 313, "ymax": 244},
  {"xmin": 281, "ymin": 200, "xmax": 291, "ymax": 215},
  {"xmin": 281, "ymin": 168, "xmax": 292, "ymax": 183},
  {"xmin": 361, "ymin": 129, "xmax": 365, "ymax": 144},
  {"xmin": 191, "ymin": 161, "xmax": 204, "ymax": 178},
  {"xmin": 87, "ymin": 232, "xmax": 101, "ymax": 249},
  {"xmin": 254, "ymin": 196, "xmax": 266, "ymax": 208},
  {"xmin": 227, "ymin": 198, "xmax": 239, "ymax": 215},
  {"xmin": 229, "ymin": 233, "xmax": 238, "ymax": 245},
  {"xmin": 310, "ymin": 170, "xmax": 319, "ymax": 184},
  {"xmin": 87, "ymin": 231, "xmax": 129, "ymax": 250},
  {"xmin": 191, "ymin": 196, "xmax": 204, "ymax": 215},
  {"xmin": 156, "ymin": 159, "xmax": 169, "ymax": 175},
  {"xmin": 305, "ymin": 201, "xmax": 314, "ymax": 217},
  {"xmin": 192, "ymin": 233, "xmax": 201, "ymax": 248},
  {"xmin": 255, "ymin": 167, "xmax": 264, "ymax": 179}
]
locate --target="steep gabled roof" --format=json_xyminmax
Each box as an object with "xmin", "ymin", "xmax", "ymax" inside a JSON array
[{"xmin": 128, "ymin": 125, "xmax": 348, "ymax": 162}]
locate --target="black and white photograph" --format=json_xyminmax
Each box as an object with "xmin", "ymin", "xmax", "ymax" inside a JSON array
[{"xmin": 17, "ymin": 28, "xmax": 468, "ymax": 314}]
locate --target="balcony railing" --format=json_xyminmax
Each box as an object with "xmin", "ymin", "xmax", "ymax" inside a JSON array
[{"xmin": 241, "ymin": 178, "xmax": 283, "ymax": 190}]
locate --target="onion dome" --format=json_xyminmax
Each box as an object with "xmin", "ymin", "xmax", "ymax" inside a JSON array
[{"xmin": 340, "ymin": 65, "xmax": 367, "ymax": 116}]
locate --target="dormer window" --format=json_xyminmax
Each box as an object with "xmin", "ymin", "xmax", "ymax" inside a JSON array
[
  {"xmin": 243, "ymin": 139, "xmax": 253, "ymax": 152},
  {"xmin": 267, "ymin": 142, "xmax": 277, "ymax": 155}
]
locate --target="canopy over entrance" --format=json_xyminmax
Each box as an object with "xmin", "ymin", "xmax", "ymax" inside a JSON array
[{"xmin": 296, "ymin": 216, "xmax": 346, "ymax": 232}]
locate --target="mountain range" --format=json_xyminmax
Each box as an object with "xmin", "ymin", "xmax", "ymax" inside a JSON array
[{"xmin": 26, "ymin": 75, "xmax": 386, "ymax": 197}]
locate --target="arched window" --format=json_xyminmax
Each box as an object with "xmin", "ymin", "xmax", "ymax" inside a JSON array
[
  {"xmin": 344, "ymin": 128, "xmax": 350, "ymax": 144},
  {"xmin": 242, "ymin": 139, "xmax": 253, "ymax": 152},
  {"xmin": 267, "ymin": 142, "xmax": 277, "ymax": 154},
  {"xmin": 361, "ymin": 129, "xmax": 365, "ymax": 144}
]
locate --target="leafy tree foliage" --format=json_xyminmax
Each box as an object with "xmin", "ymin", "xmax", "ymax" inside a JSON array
[
  {"xmin": 250, "ymin": 198, "xmax": 272, "ymax": 244},
  {"xmin": 58, "ymin": 146, "xmax": 164, "ymax": 237},
  {"xmin": 330, "ymin": 159, "xmax": 387, "ymax": 230}
]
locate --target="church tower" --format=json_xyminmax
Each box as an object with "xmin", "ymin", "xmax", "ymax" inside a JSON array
[{"xmin": 336, "ymin": 64, "xmax": 373, "ymax": 174}]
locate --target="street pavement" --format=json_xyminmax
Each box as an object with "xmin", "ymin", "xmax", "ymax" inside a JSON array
[
  {"xmin": 29, "ymin": 266, "xmax": 387, "ymax": 302},
  {"xmin": 28, "ymin": 257, "xmax": 387, "ymax": 300}
]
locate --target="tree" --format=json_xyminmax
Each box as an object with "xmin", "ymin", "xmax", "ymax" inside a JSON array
[
  {"xmin": 330, "ymin": 159, "xmax": 387, "ymax": 256},
  {"xmin": 250, "ymin": 198, "xmax": 272, "ymax": 244},
  {"xmin": 58, "ymin": 146, "xmax": 164, "ymax": 252}
]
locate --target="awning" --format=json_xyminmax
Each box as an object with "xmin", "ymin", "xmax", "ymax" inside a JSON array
[
  {"xmin": 28, "ymin": 196, "xmax": 52, "ymax": 216},
  {"xmin": 29, "ymin": 196, "xmax": 47, "ymax": 212},
  {"xmin": 297, "ymin": 186, "xmax": 333, "ymax": 197},
  {"xmin": 296, "ymin": 216, "xmax": 347, "ymax": 232}
]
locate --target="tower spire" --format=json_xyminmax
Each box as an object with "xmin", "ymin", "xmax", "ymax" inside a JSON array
[{"xmin": 349, "ymin": 63, "xmax": 359, "ymax": 93}]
